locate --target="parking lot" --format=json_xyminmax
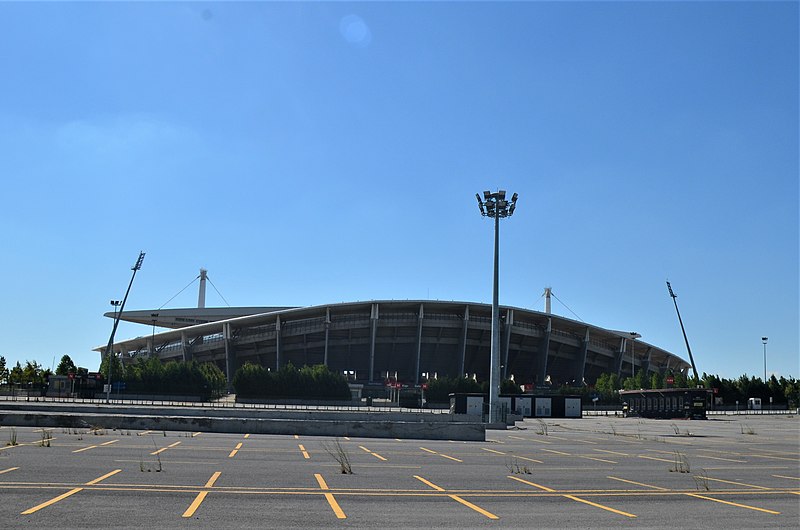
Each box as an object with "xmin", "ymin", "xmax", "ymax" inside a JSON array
[{"xmin": 0, "ymin": 414, "xmax": 797, "ymax": 528}]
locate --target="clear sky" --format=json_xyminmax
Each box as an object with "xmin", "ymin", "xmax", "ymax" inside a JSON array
[{"xmin": 0, "ymin": 1, "xmax": 797, "ymax": 381}]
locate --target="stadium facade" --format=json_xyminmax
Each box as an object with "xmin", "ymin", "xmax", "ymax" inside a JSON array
[{"xmin": 97, "ymin": 300, "xmax": 691, "ymax": 389}]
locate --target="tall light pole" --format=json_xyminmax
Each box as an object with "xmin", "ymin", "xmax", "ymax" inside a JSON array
[
  {"xmin": 104, "ymin": 252, "xmax": 145, "ymax": 403},
  {"xmin": 762, "ymin": 337, "xmax": 768, "ymax": 382},
  {"xmin": 476, "ymin": 190, "xmax": 518, "ymax": 422}
]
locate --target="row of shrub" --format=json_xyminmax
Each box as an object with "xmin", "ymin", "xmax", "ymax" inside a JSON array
[
  {"xmin": 101, "ymin": 356, "xmax": 227, "ymax": 400},
  {"xmin": 233, "ymin": 363, "xmax": 351, "ymax": 400}
]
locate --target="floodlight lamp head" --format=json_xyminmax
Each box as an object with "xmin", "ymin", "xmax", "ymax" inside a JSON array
[
  {"xmin": 511, "ymin": 192, "xmax": 518, "ymax": 203},
  {"xmin": 132, "ymin": 251, "xmax": 146, "ymax": 271},
  {"xmin": 497, "ymin": 190, "xmax": 506, "ymax": 200},
  {"xmin": 762, "ymin": 337, "xmax": 768, "ymax": 344},
  {"xmin": 483, "ymin": 190, "xmax": 491, "ymax": 200}
]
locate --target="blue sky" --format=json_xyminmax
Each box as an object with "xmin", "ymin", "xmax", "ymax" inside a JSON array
[{"xmin": 0, "ymin": 1, "xmax": 797, "ymax": 381}]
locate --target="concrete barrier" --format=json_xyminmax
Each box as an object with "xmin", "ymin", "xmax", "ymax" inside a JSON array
[{"xmin": 0, "ymin": 403, "xmax": 488, "ymax": 441}]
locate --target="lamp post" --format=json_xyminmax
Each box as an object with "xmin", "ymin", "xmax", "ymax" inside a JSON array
[
  {"xmin": 151, "ymin": 313, "xmax": 160, "ymax": 355},
  {"xmin": 762, "ymin": 337, "xmax": 768, "ymax": 382},
  {"xmin": 476, "ymin": 190, "xmax": 518, "ymax": 423}
]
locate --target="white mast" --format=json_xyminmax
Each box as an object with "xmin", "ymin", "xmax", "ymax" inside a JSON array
[
  {"xmin": 543, "ymin": 287, "xmax": 552, "ymax": 314},
  {"xmin": 198, "ymin": 268, "xmax": 208, "ymax": 308}
]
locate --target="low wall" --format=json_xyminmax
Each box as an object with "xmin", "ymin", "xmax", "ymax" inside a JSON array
[{"xmin": 0, "ymin": 410, "xmax": 486, "ymax": 441}]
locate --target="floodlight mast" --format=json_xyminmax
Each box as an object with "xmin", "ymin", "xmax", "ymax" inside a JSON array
[
  {"xmin": 666, "ymin": 281, "xmax": 700, "ymax": 383},
  {"xmin": 104, "ymin": 251, "xmax": 145, "ymax": 403},
  {"xmin": 476, "ymin": 190, "xmax": 518, "ymax": 423}
]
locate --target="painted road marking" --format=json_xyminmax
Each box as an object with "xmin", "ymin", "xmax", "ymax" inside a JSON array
[
  {"xmin": 182, "ymin": 471, "xmax": 221, "ymax": 518},
  {"xmin": 564, "ymin": 494, "xmax": 637, "ymax": 518},
  {"xmin": 299, "ymin": 444, "xmax": 310, "ymax": 459},
  {"xmin": 151, "ymin": 441, "xmax": 181, "ymax": 456},
  {"xmin": 514, "ymin": 455, "xmax": 544, "ymax": 464},
  {"xmin": 702, "ymin": 477, "xmax": 770, "ymax": 490},
  {"xmin": 420, "ymin": 447, "xmax": 463, "ymax": 462},
  {"xmin": 507, "ymin": 476, "xmax": 556, "ymax": 492},
  {"xmin": 772, "ymin": 474, "xmax": 800, "ymax": 481},
  {"xmin": 508, "ymin": 475, "xmax": 635, "ymax": 517},
  {"xmin": 607, "ymin": 476, "xmax": 668, "ymax": 490},
  {"xmin": 481, "ymin": 448, "xmax": 506, "ymax": 455},
  {"xmin": 21, "ymin": 469, "xmax": 121, "ymax": 515},
  {"xmin": 344, "ymin": 437, "xmax": 351, "ymax": 441},
  {"xmin": 693, "ymin": 454, "xmax": 747, "ymax": 463},
  {"xmin": 750, "ymin": 454, "xmax": 799, "ymax": 462},
  {"xmin": 579, "ymin": 455, "xmax": 618, "ymax": 464},
  {"xmin": 548, "ymin": 435, "xmax": 597, "ymax": 445},
  {"xmin": 542, "ymin": 449, "xmax": 571, "ymax": 456},
  {"xmin": 137, "ymin": 430, "xmax": 154, "ymax": 436},
  {"xmin": 243, "ymin": 433, "xmax": 250, "ymax": 439},
  {"xmin": 294, "ymin": 434, "xmax": 300, "ymax": 439},
  {"xmin": 415, "ymin": 475, "xmax": 498, "ymax": 519},
  {"xmin": 595, "ymin": 449, "xmax": 629, "ymax": 456},
  {"xmin": 315, "ymin": 474, "xmax": 346, "ymax": 519},
  {"xmin": 637, "ymin": 455, "xmax": 674, "ymax": 463},
  {"xmin": 192, "ymin": 432, "xmax": 202, "ymax": 437},
  {"xmin": 687, "ymin": 493, "xmax": 780, "ymax": 514},
  {"xmin": 0, "ymin": 467, "xmax": 19, "ymax": 475},
  {"xmin": 73, "ymin": 440, "xmax": 119, "ymax": 453},
  {"xmin": 358, "ymin": 445, "xmax": 387, "ymax": 461},
  {"xmin": 229, "ymin": 442, "xmax": 243, "ymax": 458}
]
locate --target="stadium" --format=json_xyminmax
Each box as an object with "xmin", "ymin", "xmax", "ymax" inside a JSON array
[{"xmin": 96, "ymin": 280, "xmax": 691, "ymax": 390}]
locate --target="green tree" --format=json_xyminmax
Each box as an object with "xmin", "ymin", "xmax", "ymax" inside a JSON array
[{"xmin": 56, "ymin": 354, "xmax": 77, "ymax": 376}]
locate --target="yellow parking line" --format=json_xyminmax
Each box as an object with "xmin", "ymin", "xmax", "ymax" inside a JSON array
[
  {"xmin": 542, "ymin": 449, "xmax": 571, "ymax": 456},
  {"xmin": 358, "ymin": 446, "xmax": 387, "ymax": 461},
  {"xmin": 638, "ymin": 455, "xmax": 674, "ymax": 463},
  {"xmin": 481, "ymin": 448, "xmax": 505, "ymax": 455},
  {"xmin": 344, "ymin": 437, "xmax": 351, "ymax": 441},
  {"xmin": 548, "ymin": 435, "xmax": 597, "ymax": 445},
  {"xmin": 415, "ymin": 475, "xmax": 497, "ymax": 519},
  {"xmin": 448, "ymin": 494, "xmax": 499, "ymax": 519},
  {"xmin": 99, "ymin": 440, "xmax": 118, "ymax": 446},
  {"xmin": 191, "ymin": 432, "xmax": 202, "ymax": 437},
  {"xmin": 151, "ymin": 441, "xmax": 181, "ymax": 456},
  {"xmin": 507, "ymin": 476, "xmax": 556, "ymax": 492},
  {"xmin": 138, "ymin": 430, "xmax": 154, "ymax": 436},
  {"xmin": 595, "ymin": 449, "xmax": 630, "ymax": 456},
  {"xmin": 294, "ymin": 434, "xmax": 300, "ymax": 439},
  {"xmin": 299, "ymin": 444, "xmax": 310, "ymax": 459},
  {"xmin": 419, "ymin": 447, "xmax": 463, "ymax": 462},
  {"xmin": 414, "ymin": 475, "xmax": 445, "ymax": 491},
  {"xmin": 228, "ymin": 442, "xmax": 243, "ymax": 458},
  {"xmin": 85, "ymin": 469, "xmax": 122, "ymax": 485},
  {"xmin": 182, "ymin": 471, "xmax": 221, "ymax": 518},
  {"xmin": 514, "ymin": 455, "xmax": 544, "ymax": 464},
  {"xmin": 564, "ymin": 494, "xmax": 636, "ymax": 518},
  {"xmin": 22, "ymin": 469, "xmax": 121, "ymax": 515},
  {"xmin": 243, "ymin": 433, "xmax": 250, "ymax": 439},
  {"xmin": 580, "ymin": 456, "xmax": 617, "ymax": 464},
  {"xmin": 695, "ymin": 455, "xmax": 746, "ymax": 463},
  {"xmin": 687, "ymin": 494, "xmax": 780, "ymax": 514},
  {"xmin": 0, "ymin": 467, "xmax": 19, "ymax": 475},
  {"xmin": 703, "ymin": 477, "xmax": 770, "ymax": 490},
  {"xmin": 607, "ymin": 476, "xmax": 668, "ymax": 490},
  {"xmin": 73, "ymin": 445, "xmax": 98, "ymax": 453},
  {"xmin": 315, "ymin": 474, "xmax": 346, "ymax": 519},
  {"xmin": 751, "ymin": 454, "xmax": 798, "ymax": 462},
  {"xmin": 772, "ymin": 474, "xmax": 800, "ymax": 481},
  {"xmin": 22, "ymin": 488, "xmax": 83, "ymax": 514}
]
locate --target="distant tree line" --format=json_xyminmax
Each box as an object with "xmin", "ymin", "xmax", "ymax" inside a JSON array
[
  {"xmin": 233, "ymin": 363, "xmax": 351, "ymax": 400},
  {"xmin": 587, "ymin": 371, "xmax": 799, "ymax": 407}
]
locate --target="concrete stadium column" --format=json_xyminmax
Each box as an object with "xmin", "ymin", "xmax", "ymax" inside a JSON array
[
  {"xmin": 458, "ymin": 306, "xmax": 469, "ymax": 377},
  {"xmin": 641, "ymin": 347, "xmax": 653, "ymax": 376},
  {"xmin": 146, "ymin": 337, "xmax": 154, "ymax": 357},
  {"xmin": 415, "ymin": 303, "xmax": 424, "ymax": 385},
  {"xmin": 275, "ymin": 315, "xmax": 282, "ymax": 371},
  {"xmin": 223, "ymin": 323, "xmax": 234, "ymax": 392},
  {"xmin": 502, "ymin": 309, "xmax": 514, "ymax": 379},
  {"xmin": 181, "ymin": 331, "xmax": 192, "ymax": 362},
  {"xmin": 323, "ymin": 308, "xmax": 331, "ymax": 367},
  {"xmin": 614, "ymin": 338, "xmax": 627, "ymax": 377},
  {"xmin": 575, "ymin": 328, "xmax": 590, "ymax": 384},
  {"xmin": 661, "ymin": 357, "xmax": 672, "ymax": 376},
  {"xmin": 537, "ymin": 318, "xmax": 552, "ymax": 385},
  {"xmin": 369, "ymin": 303, "xmax": 379, "ymax": 383}
]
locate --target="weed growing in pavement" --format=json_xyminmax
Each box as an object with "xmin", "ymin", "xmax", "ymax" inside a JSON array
[
  {"xmin": 693, "ymin": 468, "xmax": 710, "ymax": 491},
  {"xmin": 322, "ymin": 438, "xmax": 352, "ymax": 474},
  {"xmin": 669, "ymin": 451, "xmax": 691, "ymax": 473},
  {"xmin": 740, "ymin": 424, "xmax": 756, "ymax": 435},
  {"xmin": 535, "ymin": 419, "xmax": 548, "ymax": 436},
  {"xmin": 6, "ymin": 428, "xmax": 18, "ymax": 446},
  {"xmin": 505, "ymin": 457, "xmax": 532, "ymax": 475},
  {"xmin": 39, "ymin": 430, "xmax": 52, "ymax": 447}
]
